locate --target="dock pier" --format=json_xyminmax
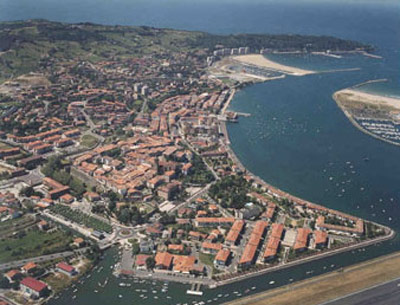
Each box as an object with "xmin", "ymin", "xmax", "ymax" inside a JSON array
[{"xmin": 186, "ymin": 283, "xmax": 204, "ymax": 296}]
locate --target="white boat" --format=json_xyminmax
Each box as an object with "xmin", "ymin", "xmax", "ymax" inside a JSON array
[
  {"xmin": 118, "ymin": 294, "xmax": 123, "ymax": 298},
  {"xmin": 269, "ymin": 281, "xmax": 275, "ymax": 285}
]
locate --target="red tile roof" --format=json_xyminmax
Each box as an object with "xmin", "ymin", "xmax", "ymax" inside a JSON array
[
  {"xmin": 56, "ymin": 262, "xmax": 75, "ymax": 273},
  {"xmin": 215, "ymin": 248, "xmax": 230, "ymax": 263},
  {"xmin": 20, "ymin": 277, "xmax": 47, "ymax": 292}
]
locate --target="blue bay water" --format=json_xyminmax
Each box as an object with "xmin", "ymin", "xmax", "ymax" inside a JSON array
[{"xmin": 1, "ymin": 0, "xmax": 400, "ymax": 304}]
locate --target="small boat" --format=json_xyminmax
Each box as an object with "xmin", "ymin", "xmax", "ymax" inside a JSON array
[
  {"xmin": 118, "ymin": 295, "xmax": 123, "ymax": 298},
  {"xmin": 269, "ymin": 281, "xmax": 275, "ymax": 285},
  {"xmin": 251, "ymin": 286, "xmax": 256, "ymax": 290},
  {"xmin": 94, "ymin": 290, "xmax": 98, "ymax": 293},
  {"xmin": 119, "ymin": 283, "xmax": 127, "ymax": 287},
  {"xmin": 72, "ymin": 295, "xmax": 76, "ymax": 299}
]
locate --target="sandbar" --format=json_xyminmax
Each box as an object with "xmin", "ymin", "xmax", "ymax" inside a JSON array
[
  {"xmin": 232, "ymin": 54, "xmax": 315, "ymax": 76},
  {"xmin": 334, "ymin": 89, "xmax": 400, "ymax": 110}
]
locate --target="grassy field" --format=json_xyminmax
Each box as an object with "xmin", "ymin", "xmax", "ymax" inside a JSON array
[
  {"xmin": 0, "ymin": 229, "xmax": 73, "ymax": 263},
  {"xmin": 49, "ymin": 205, "xmax": 112, "ymax": 233},
  {"xmin": 199, "ymin": 252, "xmax": 222, "ymax": 275},
  {"xmin": 80, "ymin": 134, "xmax": 99, "ymax": 148},
  {"xmin": 225, "ymin": 252, "xmax": 400, "ymax": 305},
  {"xmin": 0, "ymin": 215, "xmax": 37, "ymax": 236}
]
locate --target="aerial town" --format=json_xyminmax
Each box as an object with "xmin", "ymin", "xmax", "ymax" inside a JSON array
[{"xmin": 0, "ymin": 20, "xmax": 392, "ymax": 304}]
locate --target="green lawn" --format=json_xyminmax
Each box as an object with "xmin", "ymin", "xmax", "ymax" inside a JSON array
[
  {"xmin": 0, "ymin": 229, "xmax": 73, "ymax": 263},
  {"xmin": 199, "ymin": 252, "xmax": 215, "ymax": 266},
  {"xmin": 0, "ymin": 216, "xmax": 37, "ymax": 235},
  {"xmin": 80, "ymin": 135, "xmax": 99, "ymax": 148},
  {"xmin": 199, "ymin": 252, "xmax": 221, "ymax": 275}
]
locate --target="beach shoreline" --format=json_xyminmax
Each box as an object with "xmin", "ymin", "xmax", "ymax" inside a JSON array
[{"xmin": 232, "ymin": 54, "xmax": 315, "ymax": 76}]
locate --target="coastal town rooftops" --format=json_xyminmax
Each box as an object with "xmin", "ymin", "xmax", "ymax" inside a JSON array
[{"xmin": 155, "ymin": 252, "xmax": 173, "ymax": 269}]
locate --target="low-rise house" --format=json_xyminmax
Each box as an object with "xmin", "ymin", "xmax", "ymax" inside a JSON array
[
  {"xmin": 293, "ymin": 228, "xmax": 312, "ymax": 252},
  {"xmin": 84, "ymin": 192, "xmax": 101, "ymax": 202},
  {"xmin": 314, "ymin": 230, "xmax": 329, "ymax": 249},
  {"xmin": 168, "ymin": 244, "xmax": 184, "ymax": 253},
  {"xmin": 73, "ymin": 237, "xmax": 85, "ymax": 248},
  {"xmin": 20, "ymin": 277, "xmax": 48, "ymax": 299},
  {"xmin": 214, "ymin": 248, "xmax": 231, "ymax": 268},
  {"xmin": 225, "ymin": 220, "xmax": 245, "ymax": 246},
  {"xmin": 194, "ymin": 217, "xmax": 235, "ymax": 227},
  {"xmin": 201, "ymin": 242, "xmax": 223, "ymax": 254},
  {"xmin": 157, "ymin": 182, "xmax": 181, "ymax": 200},
  {"xmin": 59, "ymin": 194, "xmax": 75, "ymax": 204},
  {"xmin": 56, "ymin": 262, "xmax": 77, "ymax": 276},
  {"xmin": 135, "ymin": 254, "xmax": 150, "ymax": 270},
  {"xmin": 5, "ymin": 269, "xmax": 22, "ymax": 282},
  {"xmin": 182, "ymin": 163, "xmax": 192, "ymax": 175},
  {"xmin": 38, "ymin": 220, "xmax": 49, "ymax": 231},
  {"xmin": 22, "ymin": 262, "xmax": 37, "ymax": 274},
  {"xmin": 263, "ymin": 237, "xmax": 281, "ymax": 262},
  {"xmin": 189, "ymin": 231, "xmax": 207, "ymax": 241},
  {"xmin": 155, "ymin": 252, "xmax": 173, "ymax": 270}
]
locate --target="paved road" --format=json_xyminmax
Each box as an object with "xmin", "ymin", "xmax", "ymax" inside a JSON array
[
  {"xmin": 322, "ymin": 277, "xmax": 400, "ymax": 305},
  {"xmin": 0, "ymin": 250, "xmax": 81, "ymax": 271}
]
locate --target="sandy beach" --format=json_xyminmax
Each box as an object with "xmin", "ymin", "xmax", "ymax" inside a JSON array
[
  {"xmin": 232, "ymin": 54, "xmax": 315, "ymax": 76},
  {"xmin": 334, "ymin": 89, "xmax": 400, "ymax": 110}
]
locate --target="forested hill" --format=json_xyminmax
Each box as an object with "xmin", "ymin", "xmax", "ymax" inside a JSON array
[{"xmin": 0, "ymin": 19, "xmax": 372, "ymax": 81}]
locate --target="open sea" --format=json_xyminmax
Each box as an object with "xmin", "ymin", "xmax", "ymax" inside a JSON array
[{"xmin": 1, "ymin": 0, "xmax": 400, "ymax": 304}]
